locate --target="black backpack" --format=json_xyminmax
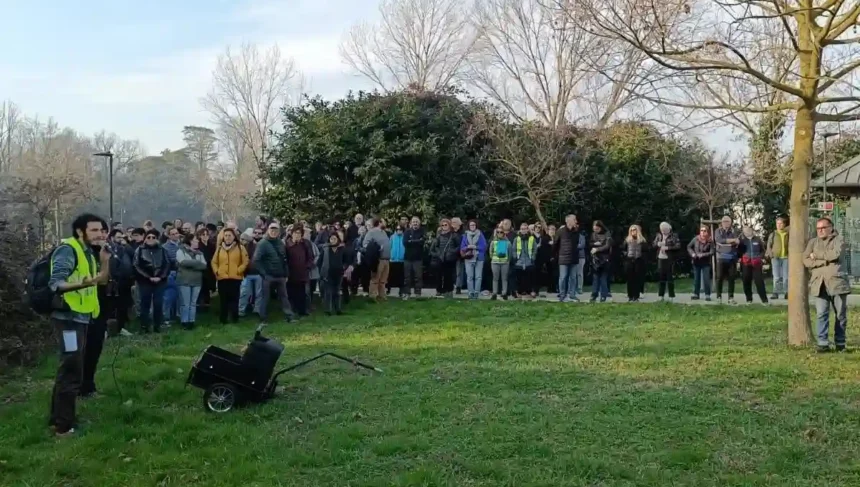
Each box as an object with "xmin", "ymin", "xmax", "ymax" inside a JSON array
[{"xmin": 25, "ymin": 245, "xmax": 76, "ymax": 314}]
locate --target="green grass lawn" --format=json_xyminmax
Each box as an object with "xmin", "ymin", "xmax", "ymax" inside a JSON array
[{"xmin": 2, "ymin": 299, "xmax": 860, "ymax": 486}]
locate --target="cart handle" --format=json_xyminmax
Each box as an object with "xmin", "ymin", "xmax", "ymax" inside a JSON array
[
  {"xmin": 272, "ymin": 352, "xmax": 382, "ymax": 381},
  {"xmin": 253, "ymin": 323, "xmax": 266, "ymax": 341}
]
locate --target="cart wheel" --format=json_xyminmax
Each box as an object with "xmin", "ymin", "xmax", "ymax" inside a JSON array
[{"xmin": 203, "ymin": 383, "xmax": 237, "ymax": 413}]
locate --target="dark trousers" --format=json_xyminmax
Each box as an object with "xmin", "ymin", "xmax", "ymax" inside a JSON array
[
  {"xmin": 81, "ymin": 295, "xmax": 107, "ymax": 396},
  {"xmin": 49, "ymin": 319, "xmax": 87, "ymax": 433},
  {"xmin": 516, "ymin": 266, "xmax": 534, "ymax": 295},
  {"xmin": 350, "ymin": 264, "xmax": 371, "ymax": 294},
  {"xmin": 507, "ymin": 263, "xmax": 518, "ymax": 297},
  {"xmin": 717, "ymin": 260, "xmax": 737, "ymax": 298},
  {"xmin": 387, "ymin": 262, "xmax": 404, "ymax": 294},
  {"xmin": 534, "ymin": 259, "xmax": 556, "ymax": 293},
  {"xmin": 341, "ymin": 276, "xmax": 352, "ymax": 304},
  {"xmin": 657, "ymin": 259, "xmax": 675, "ymax": 298},
  {"xmin": 546, "ymin": 260, "xmax": 558, "ymax": 293},
  {"xmin": 742, "ymin": 264, "xmax": 768, "ymax": 303},
  {"xmin": 138, "ymin": 281, "xmax": 165, "ymax": 331},
  {"xmin": 403, "ymin": 260, "xmax": 423, "ymax": 295},
  {"xmin": 625, "ymin": 258, "xmax": 645, "ymax": 299},
  {"xmin": 436, "ymin": 261, "xmax": 456, "ymax": 294},
  {"xmin": 198, "ymin": 274, "xmax": 214, "ymax": 309},
  {"xmin": 323, "ymin": 278, "xmax": 342, "ymax": 313},
  {"xmin": 106, "ymin": 285, "xmax": 132, "ymax": 332},
  {"xmin": 288, "ymin": 280, "xmax": 309, "ymax": 315},
  {"xmin": 101, "ymin": 283, "xmax": 130, "ymax": 333},
  {"xmin": 217, "ymin": 279, "xmax": 241, "ymax": 323}
]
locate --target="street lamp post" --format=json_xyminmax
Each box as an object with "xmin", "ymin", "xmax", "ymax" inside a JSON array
[{"xmin": 94, "ymin": 151, "xmax": 114, "ymax": 223}]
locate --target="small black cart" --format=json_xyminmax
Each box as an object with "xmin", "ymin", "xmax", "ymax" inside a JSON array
[{"xmin": 186, "ymin": 325, "xmax": 381, "ymax": 412}]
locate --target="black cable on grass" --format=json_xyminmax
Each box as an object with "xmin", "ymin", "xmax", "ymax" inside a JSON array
[{"xmin": 109, "ymin": 336, "xmax": 125, "ymax": 404}]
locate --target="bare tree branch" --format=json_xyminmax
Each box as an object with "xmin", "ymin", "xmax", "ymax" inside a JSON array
[
  {"xmin": 469, "ymin": 112, "xmax": 586, "ymax": 225},
  {"xmin": 340, "ymin": 0, "xmax": 476, "ymax": 92},
  {"xmin": 201, "ymin": 43, "xmax": 300, "ymax": 195},
  {"xmin": 0, "ymin": 100, "xmax": 21, "ymax": 174},
  {"xmin": 90, "ymin": 130, "xmax": 144, "ymax": 173},
  {"xmin": 570, "ymin": 0, "xmax": 860, "ymax": 346}
]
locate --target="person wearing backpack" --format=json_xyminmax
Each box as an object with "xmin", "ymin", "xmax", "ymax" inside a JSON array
[
  {"xmin": 363, "ymin": 217, "xmax": 391, "ymax": 302},
  {"xmin": 42, "ymin": 213, "xmax": 111, "ymax": 437}
]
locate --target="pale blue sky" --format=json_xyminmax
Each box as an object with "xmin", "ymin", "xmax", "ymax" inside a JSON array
[
  {"xmin": 0, "ymin": 0, "xmax": 379, "ymax": 152},
  {"xmin": 0, "ymin": 0, "xmax": 740, "ymax": 155}
]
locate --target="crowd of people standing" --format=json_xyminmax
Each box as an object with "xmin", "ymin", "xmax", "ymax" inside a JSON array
[{"xmin": 42, "ymin": 209, "xmax": 850, "ymax": 436}]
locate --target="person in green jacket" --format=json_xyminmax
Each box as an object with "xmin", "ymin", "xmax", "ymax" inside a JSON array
[{"xmin": 253, "ymin": 222, "xmax": 294, "ymax": 323}]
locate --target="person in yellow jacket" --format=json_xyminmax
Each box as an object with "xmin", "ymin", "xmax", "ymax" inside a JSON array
[
  {"xmin": 47, "ymin": 213, "xmax": 112, "ymax": 437},
  {"xmin": 211, "ymin": 228, "xmax": 249, "ymax": 323},
  {"xmin": 766, "ymin": 217, "xmax": 789, "ymax": 300}
]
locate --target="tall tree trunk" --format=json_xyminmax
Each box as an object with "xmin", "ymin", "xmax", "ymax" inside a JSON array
[
  {"xmin": 786, "ymin": 19, "xmax": 820, "ymax": 347},
  {"xmin": 787, "ymin": 105, "xmax": 813, "ymax": 346}
]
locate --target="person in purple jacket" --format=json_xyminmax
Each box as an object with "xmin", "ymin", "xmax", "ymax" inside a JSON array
[{"xmin": 460, "ymin": 219, "xmax": 488, "ymax": 300}]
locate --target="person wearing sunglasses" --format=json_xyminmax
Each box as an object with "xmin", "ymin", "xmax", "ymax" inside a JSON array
[
  {"xmin": 804, "ymin": 217, "xmax": 850, "ymax": 353},
  {"xmin": 132, "ymin": 229, "xmax": 171, "ymax": 333}
]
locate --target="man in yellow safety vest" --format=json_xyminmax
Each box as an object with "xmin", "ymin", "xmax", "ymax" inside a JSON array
[{"xmin": 48, "ymin": 213, "xmax": 111, "ymax": 437}]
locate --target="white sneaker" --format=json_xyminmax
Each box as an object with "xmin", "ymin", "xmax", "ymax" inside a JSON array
[{"xmin": 120, "ymin": 329, "xmax": 134, "ymax": 337}]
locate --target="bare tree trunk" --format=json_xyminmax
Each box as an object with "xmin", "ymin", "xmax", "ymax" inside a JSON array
[
  {"xmin": 54, "ymin": 199, "xmax": 61, "ymax": 244},
  {"xmin": 709, "ymin": 206, "xmax": 716, "ymax": 293},
  {"xmin": 38, "ymin": 215, "xmax": 45, "ymax": 250},
  {"xmin": 530, "ymin": 193, "xmax": 547, "ymax": 228},
  {"xmin": 787, "ymin": 105, "xmax": 813, "ymax": 346}
]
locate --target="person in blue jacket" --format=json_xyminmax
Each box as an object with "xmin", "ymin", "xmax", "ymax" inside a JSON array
[
  {"xmin": 460, "ymin": 219, "xmax": 488, "ymax": 299},
  {"xmin": 388, "ymin": 225, "xmax": 406, "ymax": 297}
]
